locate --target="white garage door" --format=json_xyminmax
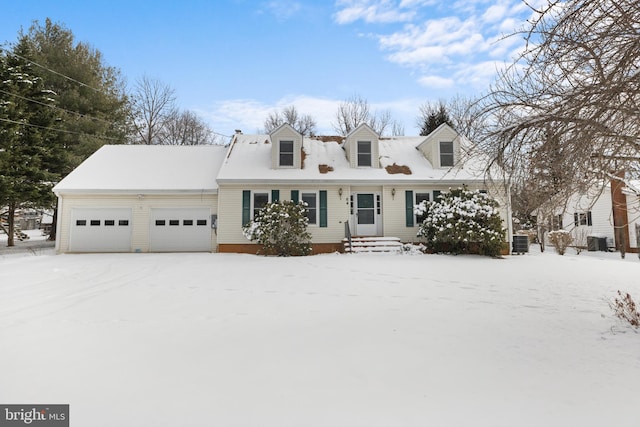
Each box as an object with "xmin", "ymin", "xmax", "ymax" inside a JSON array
[
  {"xmin": 149, "ymin": 208, "xmax": 212, "ymax": 252},
  {"xmin": 70, "ymin": 208, "xmax": 132, "ymax": 252}
]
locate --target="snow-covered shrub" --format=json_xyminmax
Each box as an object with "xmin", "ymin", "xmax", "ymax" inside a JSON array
[
  {"xmin": 548, "ymin": 230, "xmax": 573, "ymax": 255},
  {"xmin": 416, "ymin": 188, "xmax": 505, "ymax": 257},
  {"xmin": 243, "ymin": 200, "xmax": 312, "ymax": 256},
  {"xmin": 609, "ymin": 290, "xmax": 639, "ymax": 329}
]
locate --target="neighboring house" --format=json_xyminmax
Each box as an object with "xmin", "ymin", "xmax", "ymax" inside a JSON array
[
  {"xmin": 537, "ymin": 177, "xmax": 640, "ymax": 253},
  {"xmin": 53, "ymin": 123, "xmax": 513, "ymax": 254}
]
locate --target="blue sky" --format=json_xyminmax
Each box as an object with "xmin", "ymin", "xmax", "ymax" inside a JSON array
[{"xmin": 0, "ymin": 0, "xmax": 540, "ymax": 136}]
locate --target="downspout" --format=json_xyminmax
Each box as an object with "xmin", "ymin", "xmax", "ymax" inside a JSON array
[{"xmin": 610, "ymin": 171, "xmax": 631, "ymax": 255}]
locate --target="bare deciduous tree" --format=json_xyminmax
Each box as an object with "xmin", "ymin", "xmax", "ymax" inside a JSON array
[
  {"xmin": 332, "ymin": 94, "xmax": 404, "ymax": 136},
  {"xmin": 130, "ymin": 76, "xmax": 176, "ymax": 144},
  {"xmin": 477, "ymin": 0, "xmax": 640, "ymax": 198},
  {"xmin": 159, "ymin": 109, "xmax": 215, "ymax": 145},
  {"xmin": 264, "ymin": 105, "xmax": 317, "ymax": 136}
]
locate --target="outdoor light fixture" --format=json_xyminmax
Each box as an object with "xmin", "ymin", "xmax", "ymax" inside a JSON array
[
  {"xmin": 391, "ymin": 188, "xmax": 396, "ymax": 199},
  {"xmin": 338, "ymin": 188, "xmax": 343, "ymax": 199}
]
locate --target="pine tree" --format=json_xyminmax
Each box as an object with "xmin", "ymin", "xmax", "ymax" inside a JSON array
[{"xmin": 0, "ymin": 41, "xmax": 59, "ymax": 246}]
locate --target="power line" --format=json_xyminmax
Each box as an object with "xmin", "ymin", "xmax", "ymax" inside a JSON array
[
  {"xmin": 0, "ymin": 117, "xmax": 122, "ymax": 141},
  {"xmin": 0, "ymin": 88, "xmax": 118, "ymax": 127},
  {"xmin": 8, "ymin": 52, "xmax": 104, "ymax": 94}
]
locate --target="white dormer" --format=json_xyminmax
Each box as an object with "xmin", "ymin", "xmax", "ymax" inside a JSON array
[
  {"xmin": 270, "ymin": 123, "xmax": 303, "ymax": 169},
  {"xmin": 343, "ymin": 123, "xmax": 380, "ymax": 168},
  {"xmin": 417, "ymin": 123, "xmax": 462, "ymax": 168}
]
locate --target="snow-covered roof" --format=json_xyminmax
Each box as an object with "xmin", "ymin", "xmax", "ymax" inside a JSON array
[
  {"xmin": 216, "ymin": 133, "xmax": 492, "ymax": 184},
  {"xmin": 53, "ymin": 144, "xmax": 228, "ymax": 194}
]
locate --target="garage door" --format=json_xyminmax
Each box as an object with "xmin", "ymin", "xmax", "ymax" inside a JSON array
[
  {"xmin": 149, "ymin": 208, "xmax": 212, "ymax": 252},
  {"xmin": 70, "ymin": 208, "xmax": 132, "ymax": 252}
]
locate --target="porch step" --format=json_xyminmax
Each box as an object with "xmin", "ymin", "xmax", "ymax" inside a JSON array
[{"xmin": 343, "ymin": 236, "xmax": 403, "ymax": 254}]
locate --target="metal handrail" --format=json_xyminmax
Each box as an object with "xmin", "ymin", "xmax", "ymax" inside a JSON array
[{"xmin": 344, "ymin": 221, "xmax": 352, "ymax": 253}]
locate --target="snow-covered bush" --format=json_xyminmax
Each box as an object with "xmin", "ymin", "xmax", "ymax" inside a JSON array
[
  {"xmin": 609, "ymin": 290, "xmax": 640, "ymax": 329},
  {"xmin": 416, "ymin": 188, "xmax": 505, "ymax": 257},
  {"xmin": 242, "ymin": 200, "xmax": 312, "ymax": 256},
  {"xmin": 547, "ymin": 230, "xmax": 573, "ymax": 255}
]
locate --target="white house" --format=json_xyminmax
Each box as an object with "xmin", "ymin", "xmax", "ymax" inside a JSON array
[
  {"xmin": 53, "ymin": 123, "xmax": 513, "ymax": 254},
  {"xmin": 539, "ymin": 177, "xmax": 640, "ymax": 253}
]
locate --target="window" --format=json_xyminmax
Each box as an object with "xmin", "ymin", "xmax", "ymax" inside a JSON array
[
  {"xmin": 90, "ymin": 220, "xmax": 101, "ymax": 226},
  {"xmin": 440, "ymin": 141, "xmax": 454, "ymax": 167},
  {"xmin": 76, "ymin": 220, "xmax": 87, "ymax": 226},
  {"xmin": 357, "ymin": 141, "xmax": 372, "ymax": 167},
  {"xmin": 197, "ymin": 219, "xmax": 207, "ymax": 226},
  {"xmin": 119, "ymin": 220, "xmax": 129, "ymax": 226},
  {"xmin": 302, "ymin": 192, "xmax": 317, "ymax": 225},
  {"xmin": 279, "ymin": 140, "xmax": 294, "ymax": 167},
  {"xmin": 415, "ymin": 192, "xmax": 430, "ymax": 224},
  {"xmin": 155, "ymin": 220, "xmax": 166, "ymax": 226},
  {"xmin": 183, "ymin": 219, "xmax": 193, "ymax": 226},
  {"xmin": 169, "ymin": 220, "xmax": 179, "ymax": 226},
  {"xmin": 105, "ymin": 220, "xmax": 115, "ymax": 226},
  {"xmin": 550, "ymin": 215, "xmax": 563, "ymax": 231},
  {"xmin": 574, "ymin": 212, "xmax": 592, "ymax": 226},
  {"xmin": 253, "ymin": 192, "xmax": 269, "ymax": 218}
]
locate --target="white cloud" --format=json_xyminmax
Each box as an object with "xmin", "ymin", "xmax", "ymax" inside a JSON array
[
  {"xmin": 417, "ymin": 75, "xmax": 455, "ymax": 88},
  {"xmin": 334, "ymin": 0, "xmax": 416, "ymax": 24},
  {"xmin": 200, "ymin": 94, "xmax": 425, "ymax": 136},
  {"xmin": 258, "ymin": 1, "xmax": 302, "ymax": 21},
  {"xmin": 336, "ymin": 0, "xmax": 535, "ymax": 96}
]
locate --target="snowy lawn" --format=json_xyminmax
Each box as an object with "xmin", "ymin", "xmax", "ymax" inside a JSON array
[{"xmin": 0, "ymin": 248, "xmax": 639, "ymax": 426}]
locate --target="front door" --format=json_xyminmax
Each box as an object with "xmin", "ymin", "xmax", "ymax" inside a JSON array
[{"xmin": 354, "ymin": 193, "xmax": 379, "ymax": 236}]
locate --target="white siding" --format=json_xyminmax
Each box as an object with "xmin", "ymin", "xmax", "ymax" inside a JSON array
[
  {"xmin": 217, "ymin": 184, "xmax": 349, "ymax": 245},
  {"xmin": 57, "ymin": 194, "xmax": 217, "ymax": 253}
]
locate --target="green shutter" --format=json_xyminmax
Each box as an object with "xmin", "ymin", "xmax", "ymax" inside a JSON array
[
  {"xmin": 405, "ymin": 190, "xmax": 414, "ymax": 227},
  {"xmin": 242, "ymin": 190, "xmax": 251, "ymax": 226},
  {"xmin": 291, "ymin": 190, "xmax": 299, "ymax": 202},
  {"xmin": 433, "ymin": 190, "xmax": 441, "ymax": 201},
  {"xmin": 272, "ymin": 190, "xmax": 280, "ymax": 202},
  {"xmin": 319, "ymin": 190, "xmax": 327, "ymax": 227}
]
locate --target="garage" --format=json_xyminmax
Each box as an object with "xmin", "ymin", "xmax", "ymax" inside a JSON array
[
  {"xmin": 149, "ymin": 208, "xmax": 212, "ymax": 252},
  {"xmin": 69, "ymin": 208, "xmax": 132, "ymax": 252}
]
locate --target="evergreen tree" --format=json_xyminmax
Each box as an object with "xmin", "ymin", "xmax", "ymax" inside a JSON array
[
  {"xmin": 418, "ymin": 100, "xmax": 454, "ymax": 136},
  {"xmin": 0, "ymin": 42, "xmax": 59, "ymax": 246}
]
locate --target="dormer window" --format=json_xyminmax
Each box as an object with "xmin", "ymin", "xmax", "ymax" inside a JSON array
[
  {"xmin": 357, "ymin": 141, "xmax": 372, "ymax": 167},
  {"xmin": 439, "ymin": 141, "xmax": 454, "ymax": 167},
  {"xmin": 279, "ymin": 140, "xmax": 294, "ymax": 167}
]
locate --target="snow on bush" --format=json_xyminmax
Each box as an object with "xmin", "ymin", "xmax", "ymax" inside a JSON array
[
  {"xmin": 416, "ymin": 188, "xmax": 505, "ymax": 257},
  {"xmin": 242, "ymin": 200, "xmax": 312, "ymax": 256},
  {"xmin": 548, "ymin": 230, "xmax": 573, "ymax": 255}
]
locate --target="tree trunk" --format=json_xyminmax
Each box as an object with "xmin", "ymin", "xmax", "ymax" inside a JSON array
[
  {"xmin": 7, "ymin": 202, "xmax": 15, "ymax": 247},
  {"xmin": 48, "ymin": 199, "xmax": 58, "ymax": 241}
]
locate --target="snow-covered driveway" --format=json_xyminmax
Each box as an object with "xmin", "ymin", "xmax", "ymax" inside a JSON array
[{"xmin": 1, "ymin": 250, "xmax": 638, "ymax": 426}]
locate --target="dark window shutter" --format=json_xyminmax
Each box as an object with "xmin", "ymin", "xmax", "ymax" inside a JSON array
[
  {"xmin": 291, "ymin": 190, "xmax": 299, "ymax": 202},
  {"xmin": 272, "ymin": 190, "xmax": 280, "ymax": 202},
  {"xmin": 587, "ymin": 211, "xmax": 592, "ymax": 226},
  {"xmin": 242, "ymin": 190, "xmax": 251, "ymax": 226},
  {"xmin": 574, "ymin": 213, "xmax": 579, "ymax": 227},
  {"xmin": 319, "ymin": 190, "xmax": 327, "ymax": 227},
  {"xmin": 405, "ymin": 190, "xmax": 414, "ymax": 227},
  {"xmin": 433, "ymin": 190, "xmax": 441, "ymax": 201}
]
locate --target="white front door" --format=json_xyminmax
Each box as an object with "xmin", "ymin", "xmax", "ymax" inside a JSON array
[{"xmin": 353, "ymin": 193, "xmax": 380, "ymax": 236}]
